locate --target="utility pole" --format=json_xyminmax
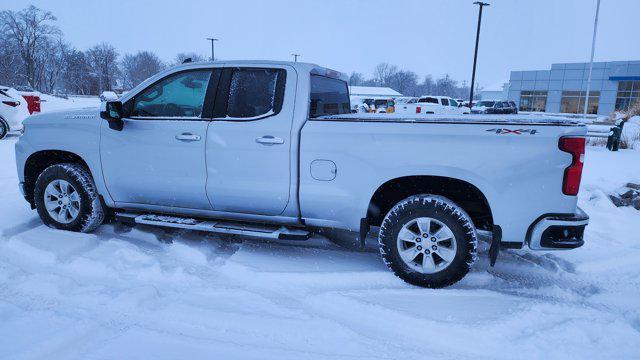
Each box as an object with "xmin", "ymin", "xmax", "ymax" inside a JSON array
[
  {"xmin": 583, "ymin": 0, "xmax": 601, "ymax": 117},
  {"xmin": 291, "ymin": 53, "xmax": 300, "ymax": 62},
  {"xmin": 469, "ymin": 2, "xmax": 489, "ymax": 107},
  {"xmin": 206, "ymin": 38, "xmax": 219, "ymax": 61}
]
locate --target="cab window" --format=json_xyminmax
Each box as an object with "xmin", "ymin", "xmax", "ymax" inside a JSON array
[
  {"xmin": 418, "ymin": 97, "xmax": 438, "ymax": 104},
  {"xmin": 449, "ymin": 99, "xmax": 458, "ymax": 107},
  {"xmin": 131, "ymin": 70, "xmax": 212, "ymax": 118},
  {"xmin": 309, "ymin": 75, "xmax": 350, "ymax": 118}
]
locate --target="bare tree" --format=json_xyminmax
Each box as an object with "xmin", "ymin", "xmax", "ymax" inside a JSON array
[
  {"xmin": 0, "ymin": 5, "xmax": 61, "ymax": 89},
  {"xmin": 435, "ymin": 74, "xmax": 457, "ymax": 97},
  {"xmin": 87, "ymin": 43, "xmax": 120, "ymax": 93},
  {"xmin": 373, "ymin": 63, "xmax": 398, "ymax": 87},
  {"xmin": 388, "ymin": 70, "xmax": 418, "ymax": 96},
  {"xmin": 173, "ymin": 52, "xmax": 206, "ymax": 65},
  {"xmin": 0, "ymin": 32, "xmax": 23, "ymax": 86},
  {"xmin": 122, "ymin": 51, "xmax": 164, "ymax": 89},
  {"xmin": 40, "ymin": 38, "xmax": 68, "ymax": 93},
  {"xmin": 348, "ymin": 72, "xmax": 365, "ymax": 86},
  {"xmin": 61, "ymin": 49, "xmax": 96, "ymax": 95}
]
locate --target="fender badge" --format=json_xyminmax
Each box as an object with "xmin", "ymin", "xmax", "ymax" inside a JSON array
[
  {"xmin": 64, "ymin": 115, "xmax": 96, "ymax": 119},
  {"xmin": 486, "ymin": 128, "xmax": 537, "ymax": 135}
]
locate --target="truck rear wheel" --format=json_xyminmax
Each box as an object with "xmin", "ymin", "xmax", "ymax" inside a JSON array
[
  {"xmin": 34, "ymin": 163, "xmax": 105, "ymax": 233},
  {"xmin": 378, "ymin": 194, "xmax": 478, "ymax": 288}
]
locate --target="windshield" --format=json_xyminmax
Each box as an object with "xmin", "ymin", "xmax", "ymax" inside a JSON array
[{"xmin": 476, "ymin": 101, "xmax": 495, "ymax": 107}]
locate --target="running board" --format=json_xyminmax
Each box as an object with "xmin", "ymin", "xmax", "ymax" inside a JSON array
[{"xmin": 115, "ymin": 213, "xmax": 311, "ymax": 241}]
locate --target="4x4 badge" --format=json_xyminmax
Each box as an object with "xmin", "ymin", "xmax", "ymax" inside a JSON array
[{"xmin": 486, "ymin": 128, "xmax": 538, "ymax": 135}]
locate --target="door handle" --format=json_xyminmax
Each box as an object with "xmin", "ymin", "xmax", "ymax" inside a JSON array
[
  {"xmin": 175, "ymin": 133, "xmax": 201, "ymax": 141},
  {"xmin": 256, "ymin": 135, "xmax": 284, "ymax": 145}
]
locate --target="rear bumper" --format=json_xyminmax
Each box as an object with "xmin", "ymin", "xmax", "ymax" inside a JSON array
[{"xmin": 528, "ymin": 207, "xmax": 589, "ymax": 250}]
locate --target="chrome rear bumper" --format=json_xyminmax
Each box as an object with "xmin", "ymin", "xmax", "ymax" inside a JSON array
[{"xmin": 528, "ymin": 207, "xmax": 589, "ymax": 250}]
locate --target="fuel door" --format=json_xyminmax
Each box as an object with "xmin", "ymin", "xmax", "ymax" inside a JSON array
[{"xmin": 310, "ymin": 159, "xmax": 337, "ymax": 181}]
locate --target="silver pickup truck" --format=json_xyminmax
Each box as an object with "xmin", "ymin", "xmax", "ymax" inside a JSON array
[{"xmin": 15, "ymin": 60, "xmax": 589, "ymax": 288}]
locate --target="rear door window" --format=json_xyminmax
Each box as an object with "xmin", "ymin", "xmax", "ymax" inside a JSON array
[
  {"xmin": 224, "ymin": 68, "xmax": 286, "ymax": 119},
  {"xmin": 309, "ymin": 75, "xmax": 350, "ymax": 118},
  {"xmin": 441, "ymin": 98, "xmax": 449, "ymax": 106}
]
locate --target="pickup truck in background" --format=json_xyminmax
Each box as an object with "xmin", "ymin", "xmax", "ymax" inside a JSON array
[
  {"xmin": 15, "ymin": 61, "xmax": 589, "ymax": 288},
  {"xmin": 395, "ymin": 95, "xmax": 471, "ymax": 115}
]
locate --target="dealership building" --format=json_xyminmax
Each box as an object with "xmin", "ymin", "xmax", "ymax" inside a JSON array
[{"xmin": 507, "ymin": 60, "xmax": 640, "ymax": 115}]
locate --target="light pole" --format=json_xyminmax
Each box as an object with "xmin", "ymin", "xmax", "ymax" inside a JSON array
[
  {"xmin": 469, "ymin": 2, "xmax": 489, "ymax": 107},
  {"xmin": 206, "ymin": 38, "xmax": 219, "ymax": 61},
  {"xmin": 291, "ymin": 53, "xmax": 300, "ymax": 62},
  {"xmin": 583, "ymin": 0, "xmax": 601, "ymax": 117}
]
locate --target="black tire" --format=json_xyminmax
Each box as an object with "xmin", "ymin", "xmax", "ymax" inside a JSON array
[
  {"xmin": 378, "ymin": 194, "xmax": 478, "ymax": 288},
  {"xmin": 34, "ymin": 163, "xmax": 105, "ymax": 233},
  {"xmin": 0, "ymin": 119, "xmax": 7, "ymax": 139}
]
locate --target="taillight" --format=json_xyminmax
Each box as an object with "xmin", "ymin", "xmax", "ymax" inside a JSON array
[
  {"xmin": 559, "ymin": 137, "xmax": 585, "ymax": 196},
  {"xmin": 2, "ymin": 101, "xmax": 19, "ymax": 107},
  {"xmin": 416, "ymin": 106, "xmax": 421, "ymax": 113}
]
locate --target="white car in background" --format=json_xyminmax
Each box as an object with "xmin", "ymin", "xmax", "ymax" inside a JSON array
[
  {"xmin": 395, "ymin": 95, "xmax": 470, "ymax": 115},
  {"xmin": 0, "ymin": 86, "xmax": 30, "ymax": 139},
  {"xmin": 100, "ymin": 91, "xmax": 119, "ymax": 102}
]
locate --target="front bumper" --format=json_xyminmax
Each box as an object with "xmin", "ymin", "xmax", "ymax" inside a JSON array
[{"xmin": 528, "ymin": 207, "xmax": 589, "ymax": 250}]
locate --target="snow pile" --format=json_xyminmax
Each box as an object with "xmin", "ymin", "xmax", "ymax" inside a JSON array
[
  {"xmin": 39, "ymin": 94, "xmax": 100, "ymax": 112},
  {"xmin": 0, "ymin": 103, "xmax": 639, "ymax": 357},
  {"xmin": 622, "ymin": 116, "xmax": 640, "ymax": 149}
]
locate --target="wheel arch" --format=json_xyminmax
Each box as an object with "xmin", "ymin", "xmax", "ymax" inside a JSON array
[
  {"xmin": 23, "ymin": 150, "xmax": 91, "ymax": 205},
  {"xmin": 367, "ymin": 175, "xmax": 494, "ymax": 231}
]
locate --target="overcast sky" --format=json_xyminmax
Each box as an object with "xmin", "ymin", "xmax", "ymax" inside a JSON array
[{"xmin": 6, "ymin": 0, "xmax": 640, "ymax": 88}]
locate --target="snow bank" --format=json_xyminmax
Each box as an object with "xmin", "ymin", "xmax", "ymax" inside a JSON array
[{"xmin": 39, "ymin": 94, "xmax": 100, "ymax": 112}]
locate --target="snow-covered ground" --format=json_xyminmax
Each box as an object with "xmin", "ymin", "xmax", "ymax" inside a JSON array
[{"xmin": 0, "ymin": 99, "xmax": 639, "ymax": 358}]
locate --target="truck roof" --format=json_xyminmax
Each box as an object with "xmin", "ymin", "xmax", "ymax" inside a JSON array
[{"xmin": 170, "ymin": 60, "xmax": 349, "ymax": 82}]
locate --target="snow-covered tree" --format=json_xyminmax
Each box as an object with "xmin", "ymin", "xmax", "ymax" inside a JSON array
[
  {"xmin": 0, "ymin": 5, "xmax": 61, "ymax": 90},
  {"xmin": 86, "ymin": 43, "xmax": 120, "ymax": 92},
  {"xmin": 122, "ymin": 51, "xmax": 165, "ymax": 90}
]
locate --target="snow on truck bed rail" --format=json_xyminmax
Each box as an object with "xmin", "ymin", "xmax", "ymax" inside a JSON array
[{"xmin": 318, "ymin": 113, "xmax": 585, "ymax": 126}]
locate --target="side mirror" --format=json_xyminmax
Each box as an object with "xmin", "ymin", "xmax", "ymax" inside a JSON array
[{"xmin": 100, "ymin": 101, "xmax": 124, "ymax": 131}]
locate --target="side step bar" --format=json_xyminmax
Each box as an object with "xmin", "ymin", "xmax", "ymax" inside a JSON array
[{"xmin": 115, "ymin": 213, "xmax": 311, "ymax": 241}]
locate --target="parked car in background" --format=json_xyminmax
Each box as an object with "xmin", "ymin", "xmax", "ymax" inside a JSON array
[
  {"xmin": 0, "ymin": 86, "xmax": 30, "ymax": 139},
  {"xmin": 471, "ymin": 100, "xmax": 518, "ymax": 114},
  {"xmin": 15, "ymin": 86, "xmax": 41, "ymax": 115},
  {"xmin": 100, "ymin": 91, "xmax": 119, "ymax": 102},
  {"xmin": 396, "ymin": 96, "xmax": 470, "ymax": 115}
]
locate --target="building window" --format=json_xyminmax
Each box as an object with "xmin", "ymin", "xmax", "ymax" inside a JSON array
[
  {"xmin": 615, "ymin": 81, "xmax": 639, "ymax": 111},
  {"xmin": 519, "ymin": 91, "xmax": 547, "ymax": 112},
  {"xmin": 560, "ymin": 91, "xmax": 600, "ymax": 114}
]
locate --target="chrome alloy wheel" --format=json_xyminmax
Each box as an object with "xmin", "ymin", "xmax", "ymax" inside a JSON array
[
  {"xmin": 396, "ymin": 217, "xmax": 457, "ymax": 274},
  {"xmin": 44, "ymin": 179, "xmax": 80, "ymax": 224}
]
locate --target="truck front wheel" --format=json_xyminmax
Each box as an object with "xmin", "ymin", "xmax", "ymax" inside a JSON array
[
  {"xmin": 34, "ymin": 163, "xmax": 105, "ymax": 233},
  {"xmin": 378, "ymin": 194, "xmax": 478, "ymax": 288}
]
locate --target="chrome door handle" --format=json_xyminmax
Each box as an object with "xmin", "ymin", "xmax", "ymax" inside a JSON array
[
  {"xmin": 175, "ymin": 133, "xmax": 201, "ymax": 141},
  {"xmin": 256, "ymin": 136, "xmax": 284, "ymax": 145}
]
